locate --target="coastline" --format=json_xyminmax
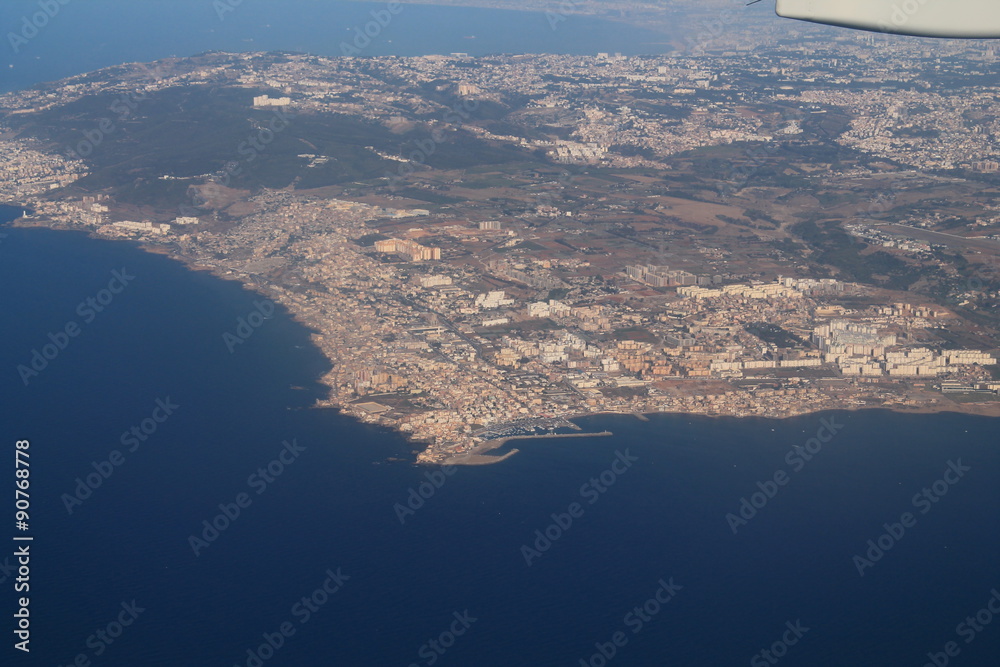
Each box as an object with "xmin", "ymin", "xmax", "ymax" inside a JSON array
[
  {"xmin": 444, "ymin": 430, "xmax": 614, "ymax": 466},
  {"xmin": 9, "ymin": 218, "xmax": 1000, "ymax": 469},
  {"xmin": 564, "ymin": 399, "xmax": 1000, "ymax": 426},
  {"xmin": 440, "ymin": 398, "xmax": 1000, "ymax": 466}
]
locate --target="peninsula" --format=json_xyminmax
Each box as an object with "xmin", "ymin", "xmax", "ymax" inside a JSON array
[{"xmin": 2, "ymin": 46, "xmax": 998, "ymax": 464}]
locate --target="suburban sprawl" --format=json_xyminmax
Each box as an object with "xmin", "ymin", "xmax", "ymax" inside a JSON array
[{"xmin": 3, "ymin": 27, "xmax": 999, "ymax": 462}]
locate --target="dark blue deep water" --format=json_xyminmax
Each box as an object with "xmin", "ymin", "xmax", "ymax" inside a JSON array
[{"xmin": 1, "ymin": 207, "xmax": 998, "ymax": 666}]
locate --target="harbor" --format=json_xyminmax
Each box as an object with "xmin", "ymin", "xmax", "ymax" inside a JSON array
[{"xmin": 446, "ymin": 429, "xmax": 614, "ymax": 466}]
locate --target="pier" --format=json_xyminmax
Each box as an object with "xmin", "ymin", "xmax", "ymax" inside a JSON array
[{"xmin": 445, "ymin": 430, "xmax": 614, "ymax": 466}]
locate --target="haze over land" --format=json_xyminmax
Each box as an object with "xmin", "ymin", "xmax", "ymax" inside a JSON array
[{"xmin": 3, "ymin": 29, "xmax": 999, "ymax": 462}]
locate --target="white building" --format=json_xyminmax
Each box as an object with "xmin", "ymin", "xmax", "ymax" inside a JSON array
[{"xmin": 253, "ymin": 95, "xmax": 291, "ymax": 107}]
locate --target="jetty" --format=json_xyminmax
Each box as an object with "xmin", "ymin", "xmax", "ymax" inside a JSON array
[{"xmin": 445, "ymin": 430, "xmax": 613, "ymax": 466}]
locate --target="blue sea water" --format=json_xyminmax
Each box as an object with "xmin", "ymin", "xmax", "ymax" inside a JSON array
[
  {"xmin": 1, "ymin": 3, "xmax": 999, "ymax": 662},
  {"xmin": 0, "ymin": 0, "xmax": 675, "ymax": 93},
  {"xmin": 1, "ymin": 206, "xmax": 998, "ymax": 666}
]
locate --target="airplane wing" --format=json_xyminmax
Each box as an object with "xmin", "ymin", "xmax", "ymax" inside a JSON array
[{"xmin": 775, "ymin": 0, "xmax": 1000, "ymax": 38}]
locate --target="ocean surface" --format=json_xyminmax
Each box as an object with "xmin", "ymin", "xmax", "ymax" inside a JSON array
[
  {"xmin": 2, "ymin": 3, "xmax": 1000, "ymax": 661},
  {"xmin": 0, "ymin": 0, "xmax": 676, "ymax": 93},
  {"xmin": 1, "ymin": 206, "xmax": 999, "ymax": 666}
]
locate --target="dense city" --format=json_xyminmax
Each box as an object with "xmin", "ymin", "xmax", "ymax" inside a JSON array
[{"xmin": 2, "ymin": 36, "xmax": 999, "ymax": 463}]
